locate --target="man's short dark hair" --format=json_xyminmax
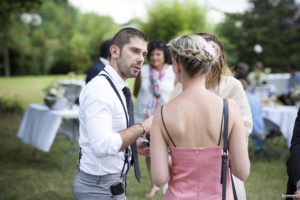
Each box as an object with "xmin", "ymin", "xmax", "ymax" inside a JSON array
[
  {"xmin": 100, "ymin": 39, "xmax": 112, "ymax": 58},
  {"xmin": 112, "ymin": 28, "xmax": 148, "ymax": 51}
]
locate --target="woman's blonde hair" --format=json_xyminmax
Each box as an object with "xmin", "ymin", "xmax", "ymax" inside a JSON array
[
  {"xmin": 196, "ymin": 33, "xmax": 232, "ymax": 89},
  {"xmin": 168, "ymin": 34, "xmax": 220, "ymax": 78}
]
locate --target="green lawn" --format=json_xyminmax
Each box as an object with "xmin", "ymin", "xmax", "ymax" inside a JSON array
[{"xmin": 0, "ymin": 76, "xmax": 289, "ymax": 200}]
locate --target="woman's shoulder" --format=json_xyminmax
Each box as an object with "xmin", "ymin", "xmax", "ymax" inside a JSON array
[
  {"xmin": 219, "ymin": 75, "xmax": 244, "ymax": 92},
  {"xmin": 220, "ymin": 75, "xmax": 240, "ymax": 85}
]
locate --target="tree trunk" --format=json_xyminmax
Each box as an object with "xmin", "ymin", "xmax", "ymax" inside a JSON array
[{"xmin": 3, "ymin": 40, "xmax": 10, "ymax": 77}]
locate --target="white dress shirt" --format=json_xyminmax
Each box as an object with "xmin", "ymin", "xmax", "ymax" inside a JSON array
[
  {"xmin": 78, "ymin": 64, "xmax": 130, "ymax": 176},
  {"xmin": 99, "ymin": 57, "xmax": 109, "ymax": 66}
]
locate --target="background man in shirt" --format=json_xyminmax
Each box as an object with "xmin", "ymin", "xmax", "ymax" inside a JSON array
[
  {"xmin": 279, "ymin": 63, "xmax": 300, "ymax": 105},
  {"xmin": 85, "ymin": 39, "xmax": 112, "ymax": 84},
  {"xmin": 72, "ymin": 28, "xmax": 152, "ymax": 200}
]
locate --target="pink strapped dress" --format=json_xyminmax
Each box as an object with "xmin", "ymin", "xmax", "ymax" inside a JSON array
[
  {"xmin": 164, "ymin": 146, "xmax": 233, "ymax": 200},
  {"xmin": 161, "ymin": 106, "xmax": 234, "ymax": 200}
]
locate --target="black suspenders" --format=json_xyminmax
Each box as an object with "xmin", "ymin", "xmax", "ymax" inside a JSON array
[
  {"xmin": 100, "ymin": 73, "xmax": 130, "ymax": 177},
  {"xmin": 78, "ymin": 71, "xmax": 130, "ymax": 177}
]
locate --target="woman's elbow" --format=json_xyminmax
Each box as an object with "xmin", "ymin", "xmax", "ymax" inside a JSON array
[
  {"xmin": 233, "ymin": 163, "xmax": 250, "ymax": 181},
  {"xmin": 152, "ymin": 175, "xmax": 169, "ymax": 187},
  {"xmin": 237, "ymin": 169, "xmax": 250, "ymax": 181}
]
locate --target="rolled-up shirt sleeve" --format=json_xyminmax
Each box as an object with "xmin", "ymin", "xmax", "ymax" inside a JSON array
[{"xmin": 84, "ymin": 87, "xmax": 123, "ymax": 158}]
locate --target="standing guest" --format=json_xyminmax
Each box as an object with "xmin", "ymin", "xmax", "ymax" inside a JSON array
[
  {"xmin": 72, "ymin": 28, "xmax": 152, "ymax": 200},
  {"xmin": 134, "ymin": 41, "xmax": 175, "ymax": 198},
  {"xmin": 247, "ymin": 61, "xmax": 267, "ymax": 86},
  {"xmin": 169, "ymin": 33, "xmax": 252, "ymax": 200},
  {"xmin": 85, "ymin": 39, "xmax": 112, "ymax": 84},
  {"xmin": 151, "ymin": 34, "xmax": 250, "ymax": 199},
  {"xmin": 286, "ymin": 108, "xmax": 300, "ymax": 199}
]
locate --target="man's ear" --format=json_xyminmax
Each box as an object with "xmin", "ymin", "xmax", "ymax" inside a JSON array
[{"xmin": 110, "ymin": 44, "xmax": 119, "ymax": 59}]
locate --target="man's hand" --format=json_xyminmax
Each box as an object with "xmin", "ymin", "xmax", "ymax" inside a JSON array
[
  {"xmin": 294, "ymin": 188, "xmax": 300, "ymax": 200},
  {"xmin": 137, "ymin": 138, "xmax": 150, "ymax": 157}
]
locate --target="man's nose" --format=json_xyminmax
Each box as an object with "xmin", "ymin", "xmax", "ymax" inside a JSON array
[{"xmin": 137, "ymin": 54, "xmax": 144, "ymax": 64}]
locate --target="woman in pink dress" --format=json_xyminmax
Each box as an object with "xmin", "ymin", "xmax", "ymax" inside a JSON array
[{"xmin": 150, "ymin": 34, "xmax": 250, "ymax": 199}]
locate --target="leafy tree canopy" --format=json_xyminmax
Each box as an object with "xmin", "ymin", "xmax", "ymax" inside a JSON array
[
  {"xmin": 138, "ymin": 0, "xmax": 211, "ymax": 42},
  {"xmin": 217, "ymin": 0, "xmax": 300, "ymax": 72}
]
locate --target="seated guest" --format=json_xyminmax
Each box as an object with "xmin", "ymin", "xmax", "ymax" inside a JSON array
[
  {"xmin": 240, "ymin": 79, "xmax": 266, "ymax": 153},
  {"xmin": 279, "ymin": 63, "xmax": 300, "ymax": 105},
  {"xmin": 85, "ymin": 39, "xmax": 112, "ymax": 84},
  {"xmin": 287, "ymin": 63, "xmax": 300, "ymax": 94}
]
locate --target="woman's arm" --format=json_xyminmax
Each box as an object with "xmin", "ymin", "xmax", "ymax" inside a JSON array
[
  {"xmin": 228, "ymin": 99, "xmax": 250, "ymax": 181},
  {"xmin": 150, "ymin": 106, "xmax": 170, "ymax": 187}
]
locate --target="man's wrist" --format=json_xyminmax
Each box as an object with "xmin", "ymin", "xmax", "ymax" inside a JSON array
[
  {"xmin": 297, "ymin": 180, "xmax": 300, "ymax": 189},
  {"xmin": 137, "ymin": 122, "xmax": 146, "ymax": 135}
]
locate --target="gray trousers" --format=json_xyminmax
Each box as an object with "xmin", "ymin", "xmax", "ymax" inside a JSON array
[{"xmin": 72, "ymin": 169, "xmax": 126, "ymax": 200}]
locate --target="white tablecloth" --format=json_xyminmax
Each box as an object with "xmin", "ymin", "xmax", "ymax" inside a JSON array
[
  {"xmin": 17, "ymin": 104, "xmax": 79, "ymax": 152},
  {"xmin": 262, "ymin": 105, "xmax": 298, "ymax": 147}
]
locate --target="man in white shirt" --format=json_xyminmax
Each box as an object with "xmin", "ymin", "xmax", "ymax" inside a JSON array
[{"xmin": 72, "ymin": 28, "xmax": 152, "ymax": 200}]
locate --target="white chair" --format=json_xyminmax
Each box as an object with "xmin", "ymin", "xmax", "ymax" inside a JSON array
[{"xmin": 57, "ymin": 118, "xmax": 80, "ymax": 169}]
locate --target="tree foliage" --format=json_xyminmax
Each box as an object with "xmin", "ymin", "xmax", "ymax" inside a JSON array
[
  {"xmin": 217, "ymin": 0, "xmax": 300, "ymax": 72},
  {"xmin": 0, "ymin": 0, "xmax": 120, "ymax": 76},
  {"xmin": 138, "ymin": 0, "xmax": 210, "ymax": 42}
]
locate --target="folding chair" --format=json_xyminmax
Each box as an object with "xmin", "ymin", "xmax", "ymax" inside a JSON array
[
  {"xmin": 58, "ymin": 118, "xmax": 80, "ymax": 169},
  {"xmin": 263, "ymin": 118, "xmax": 288, "ymax": 161}
]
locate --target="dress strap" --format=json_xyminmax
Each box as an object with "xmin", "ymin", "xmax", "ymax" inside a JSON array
[
  {"xmin": 217, "ymin": 101, "xmax": 225, "ymax": 146},
  {"xmin": 161, "ymin": 105, "xmax": 176, "ymax": 147}
]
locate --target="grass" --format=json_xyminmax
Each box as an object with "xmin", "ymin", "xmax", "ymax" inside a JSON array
[{"xmin": 0, "ymin": 76, "xmax": 290, "ymax": 200}]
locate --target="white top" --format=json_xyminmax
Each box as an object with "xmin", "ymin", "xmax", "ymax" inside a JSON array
[
  {"xmin": 134, "ymin": 64, "xmax": 175, "ymax": 123},
  {"xmin": 78, "ymin": 65, "xmax": 130, "ymax": 176},
  {"xmin": 169, "ymin": 75, "xmax": 253, "ymax": 137},
  {"xmin": 99, "ymin": 57, "xmax": 109, "ymax": 66}
]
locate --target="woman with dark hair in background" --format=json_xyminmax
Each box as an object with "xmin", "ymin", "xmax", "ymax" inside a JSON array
[{"xmin": 134, "ymin": 41, "xmax": 176, "ymax": 198}]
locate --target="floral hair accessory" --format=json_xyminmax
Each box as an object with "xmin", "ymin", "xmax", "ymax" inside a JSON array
[{"xmin": 203, "ymin": 44, "xmax": 216, "ymax": 58}]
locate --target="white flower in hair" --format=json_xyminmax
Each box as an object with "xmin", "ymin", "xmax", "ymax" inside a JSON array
[{"xmin": 203, "ymin": 44, "xmax": 216, "ymax": 58}]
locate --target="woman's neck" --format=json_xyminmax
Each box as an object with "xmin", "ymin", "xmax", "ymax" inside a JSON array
[{"xmin": 181, "ymin": 72, "xmax": 206, "ymax": 91}]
